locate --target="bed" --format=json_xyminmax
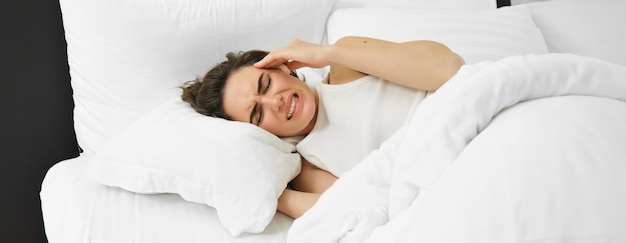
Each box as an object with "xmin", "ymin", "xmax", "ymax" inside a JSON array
[{"xmin": 40, "ymin": 0, "xmax": 626, "ymax": 242}]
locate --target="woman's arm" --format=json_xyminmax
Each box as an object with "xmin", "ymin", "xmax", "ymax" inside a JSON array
[
  {"xmin": 327, "ymin": 36, "xmax": 464, "ymax": 90},
  {"xmin": 277, "ymin": 189, "xmax": 320, "ymax": 219},
  {"xmin": 277, "ymin": 159, "xmax": 338, "ymax": 219},
  {"xmin": 254, "ymin": 36, "xmax": 464, "ymax": 91},
  {"xmin": 290, "ymin": 159, "xmax": 338, "ymax": 193}
]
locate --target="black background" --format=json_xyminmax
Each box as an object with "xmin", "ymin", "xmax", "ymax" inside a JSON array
[{"xmin": 1, "ymin": 0, "xmax": 79, "ymax": 242}]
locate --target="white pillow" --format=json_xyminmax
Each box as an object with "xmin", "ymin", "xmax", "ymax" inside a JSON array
[
  {"xmin": 60, "ymin": 0, "xmax": 337, "ymax": 155},
  {"xmin": 529, "ymin": 0, "xmax": 626, "ymax": 66},
  {"xmin": 327, "ymin": 5, "xmax": 548, "ymax": 64},
  {"xmin": 88, "ymin": 99, "xmax": 301, "ymax": 236}
]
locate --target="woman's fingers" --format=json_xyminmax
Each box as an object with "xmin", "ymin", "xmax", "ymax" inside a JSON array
[
  {"xmin": 254, "ymin": 54, "xmax": 287, "ymax": 69},
  {"xmin": 287, "ymin": 61, "xmax": 307, "ymax": 71},
  {"xmin": 254, "ymin": 39, "xmax": 326, "ymax": 70}
]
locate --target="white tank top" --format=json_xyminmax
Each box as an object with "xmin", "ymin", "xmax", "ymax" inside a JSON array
[{"xmin": 296, "ymin": 75, "xmax": 428, "ymax": 177}]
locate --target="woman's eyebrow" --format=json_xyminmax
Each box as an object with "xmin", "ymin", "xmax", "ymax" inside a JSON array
[
  {"xmin": 256, "ymin": 73, "xmax": 264, "ymax": 94},
  {"xmin": 249, "ymin": 73, "xmax": 264, "ymax": 124}
]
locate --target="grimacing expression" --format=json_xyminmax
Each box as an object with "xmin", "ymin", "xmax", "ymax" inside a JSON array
[{"xmin": 223, "ymin": 66, "xmax": 317, "ymax": 137}]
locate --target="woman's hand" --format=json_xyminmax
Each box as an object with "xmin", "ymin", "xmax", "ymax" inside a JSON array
[{"xmin": 254, "ymin": 39, "xmax": 330, "ymax": 71}]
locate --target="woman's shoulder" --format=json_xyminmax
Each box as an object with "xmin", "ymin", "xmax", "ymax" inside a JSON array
[
  {"xmin": 319, "ymin": 74, "xmax": 379, "ymax": 92},
  {"xmin": 327, "ymin": 63, "xmax": 367, "ymax": 85}
]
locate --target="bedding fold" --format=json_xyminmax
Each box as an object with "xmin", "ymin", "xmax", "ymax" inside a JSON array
[{"xmin": 390, "ymin": 53, "xmax": 626, "ymax": 217}]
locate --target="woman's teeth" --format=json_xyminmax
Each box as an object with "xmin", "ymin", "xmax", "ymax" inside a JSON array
[{"xmin": 287, "ymin": 95, "xmax": 298, "ymax": 120}]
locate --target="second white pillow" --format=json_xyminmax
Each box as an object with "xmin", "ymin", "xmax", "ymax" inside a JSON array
[{"xmin": 327, "ymin": 5, "xmax": 548, "ymax": 64}]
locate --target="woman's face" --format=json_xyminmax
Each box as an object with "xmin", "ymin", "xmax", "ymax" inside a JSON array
[{"xmin": 223, "ymin": 66, "xmax": 317, "ymax": 137}]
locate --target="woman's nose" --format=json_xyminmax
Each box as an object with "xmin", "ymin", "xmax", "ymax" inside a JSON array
[{"xmin": 260, "ymin": 94, "xmax": 282, "ymax": 111}]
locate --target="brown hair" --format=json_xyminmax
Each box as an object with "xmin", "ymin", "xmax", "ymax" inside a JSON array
[{"xmin": 180, "ymin": 50, "xmax": 299, "ymax": 120}]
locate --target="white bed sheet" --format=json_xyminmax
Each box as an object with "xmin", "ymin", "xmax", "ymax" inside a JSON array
[{"xmin": 41, "ymin": 155, "xmax": 293, "ymax": 243}]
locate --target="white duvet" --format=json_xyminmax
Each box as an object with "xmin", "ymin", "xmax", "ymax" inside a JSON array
[{"xmin": 288, "ymin": 54, "xmax": 626, "ymax": 242}]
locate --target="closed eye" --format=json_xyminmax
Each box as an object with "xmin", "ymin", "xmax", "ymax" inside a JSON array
[
  {"xmin": 250, "ymin": 105, "xmax": 260, "ymax": 126},
  {"xmin": 249, "ymin": 73, "xmax": 271, "ymax": 126},
  {"xmin": 256, "ymin": 74, "xmax": 271, "ymax": 125},
  {"xmin": 249, "ymin": 73, "xmax": 264, "ymax": 125},
  {"xmin": 257, "ymin": 108, "xmax": 263, "ymax": 126}
]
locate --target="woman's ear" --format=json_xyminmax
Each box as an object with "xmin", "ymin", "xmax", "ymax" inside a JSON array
[{"xmin": 277, "ymin": 64, "xmax": 290, "ymax": 74}]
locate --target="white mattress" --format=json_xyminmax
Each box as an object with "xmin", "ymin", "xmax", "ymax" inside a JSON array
[{"xmin": 40, "ymin": 155, "xmax": 292, "ymax": 243}]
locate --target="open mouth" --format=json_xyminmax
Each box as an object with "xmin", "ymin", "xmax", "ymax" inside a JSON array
[{"xmin": 287, "ymin": 94, "xmax": 299, "ymax": 120}]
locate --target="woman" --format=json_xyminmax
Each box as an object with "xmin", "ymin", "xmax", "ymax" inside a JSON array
[{"xmin": 181, "ymin": 36, "xmax": 464, "ymax": 219}]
